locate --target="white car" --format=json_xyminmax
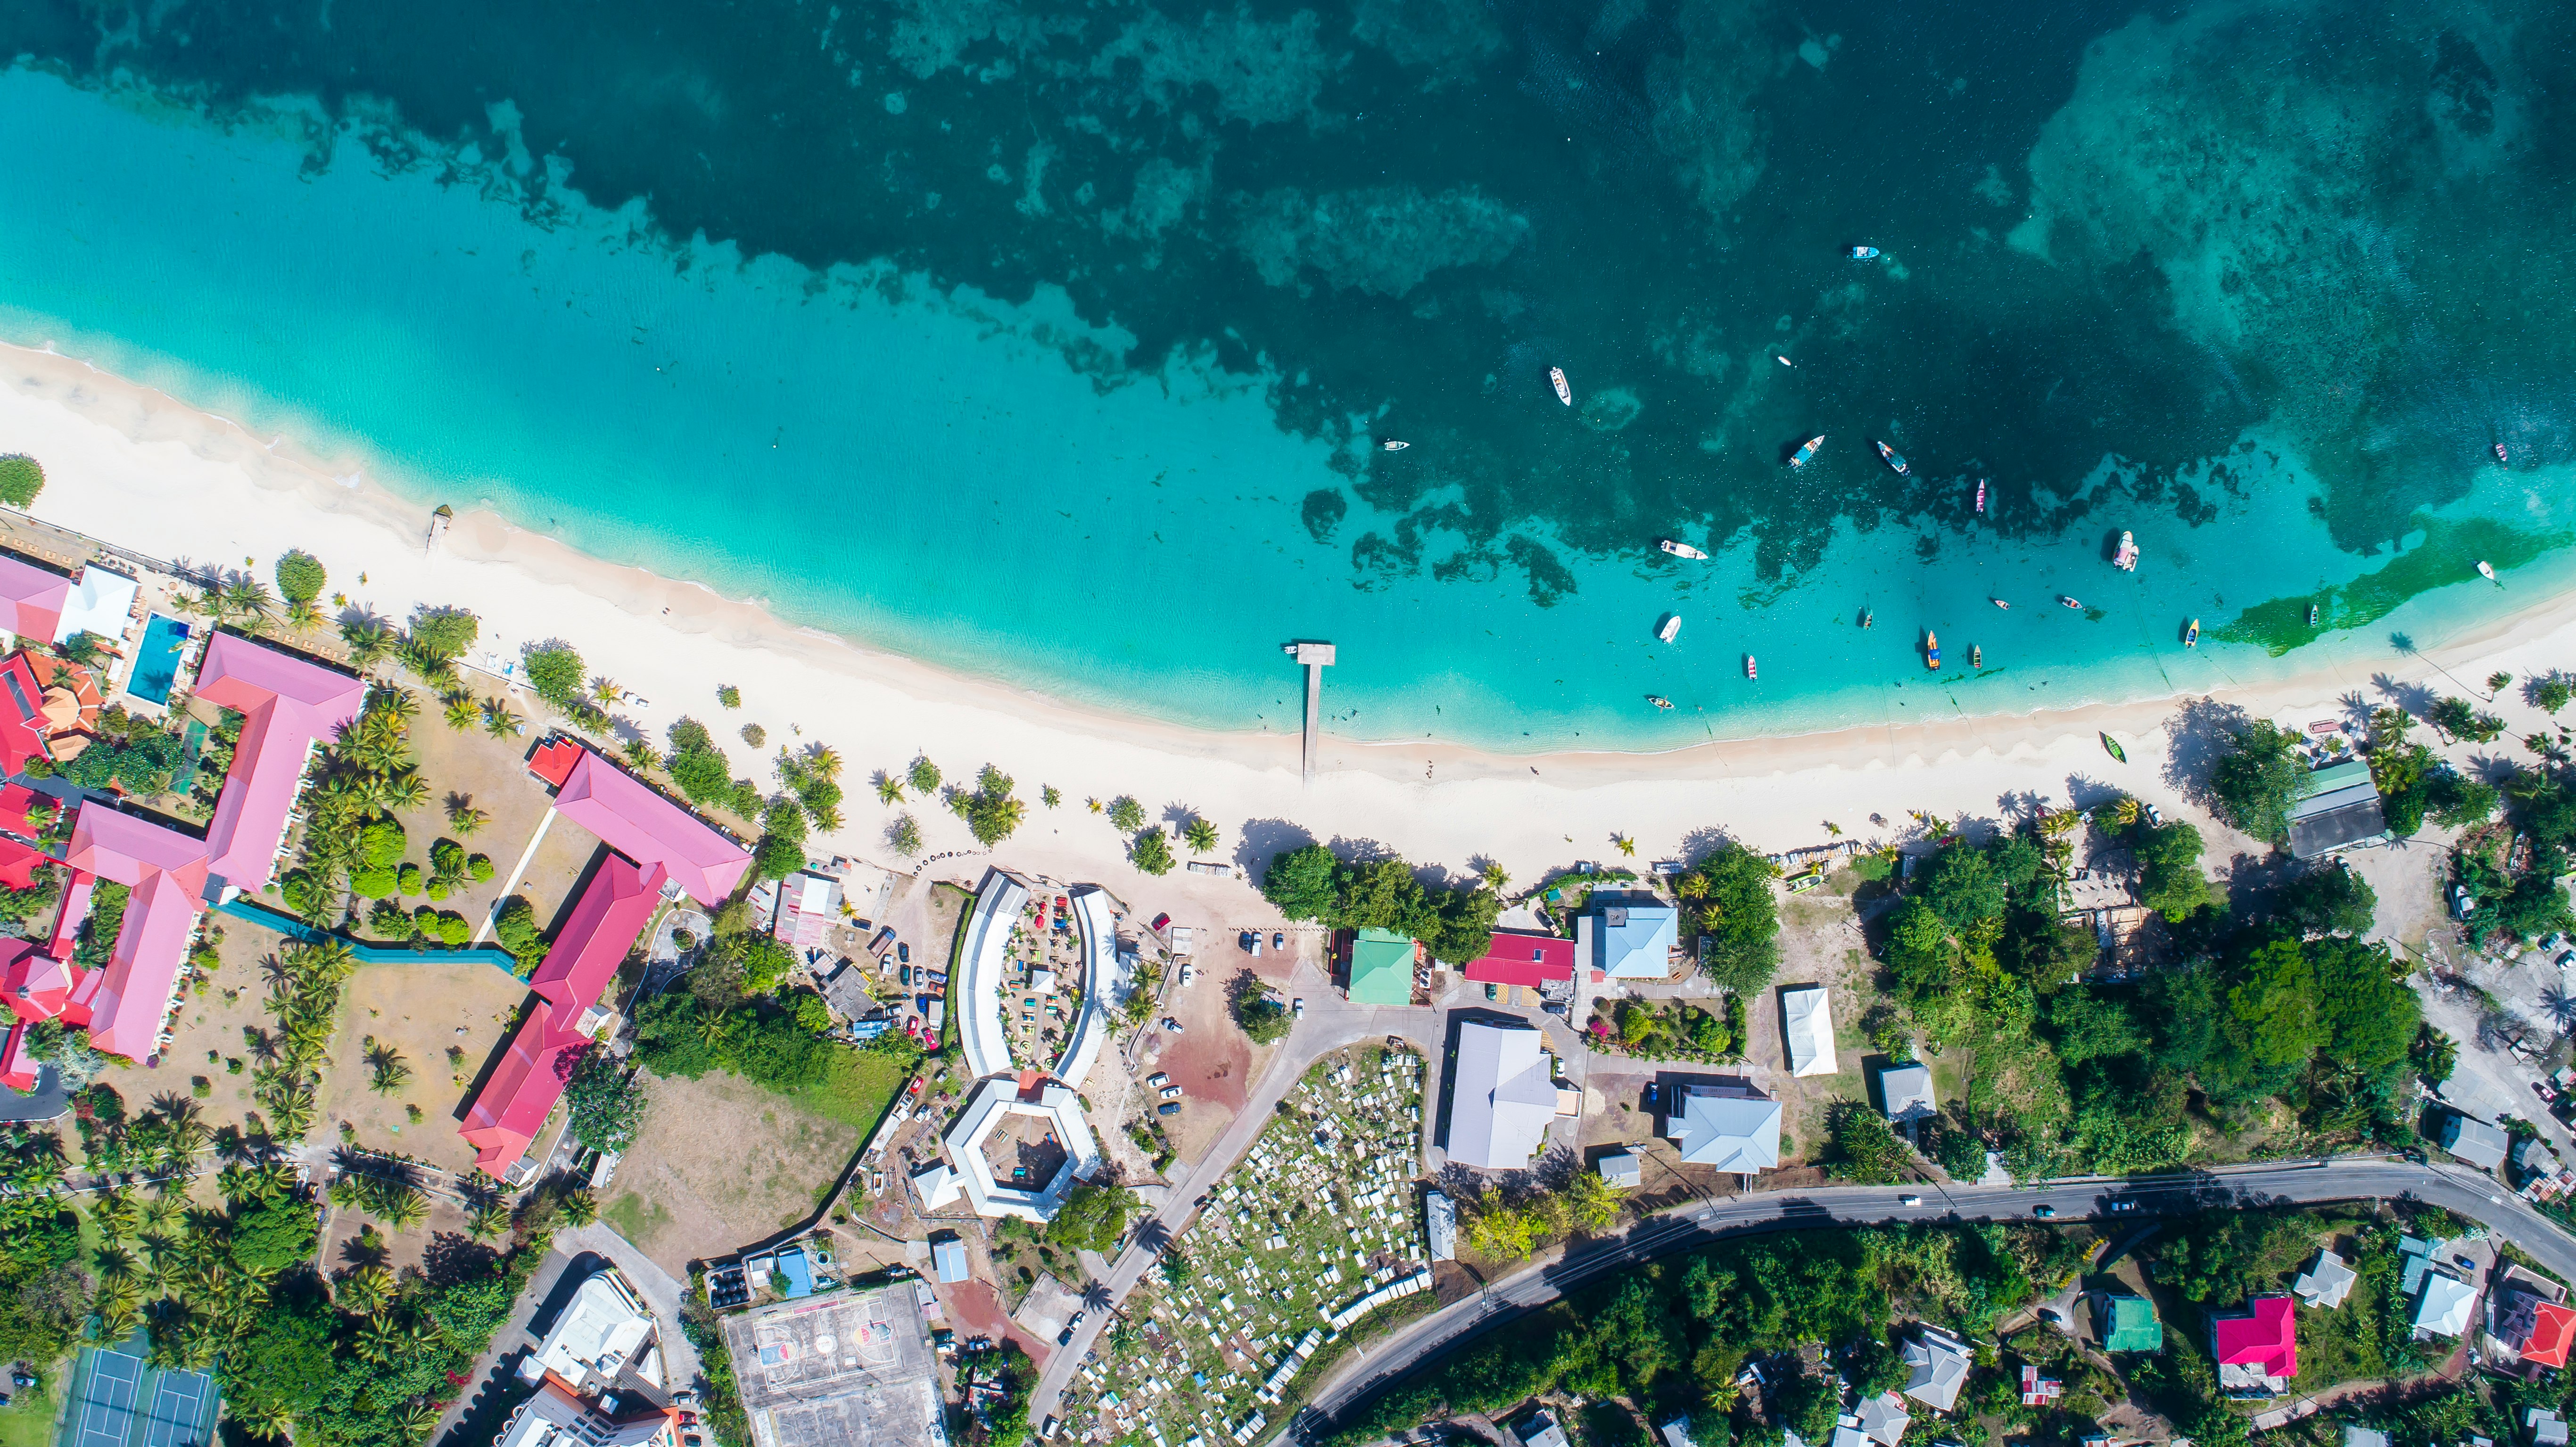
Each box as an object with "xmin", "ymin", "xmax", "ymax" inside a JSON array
[
  {"xmin": 1899, "ymin": 1194, "xmax": 1923, "ymax": 1208},
  {"xmin": 1179, "ymin": 962, "xmax": 1195, "ymax": 985},
  {"xmin": 1291, "ymin": 997, "xmax": 1305, "ymax": 1019},
  {"xmin": 1159, "ymin": 1085, "xmax": 1184, "ymax": 1099},
  {"xmin": 1146, "ymin": 1072, "xmax": 1171, "ymax": 1088},
  {"xmin": 1164, "ymin": 1017, "xmax": 1185, "ymax": 1033}
]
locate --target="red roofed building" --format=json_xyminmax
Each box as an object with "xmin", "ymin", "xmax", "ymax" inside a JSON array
[
  {"xmin": 1464, "ymin": 930, "xmax": 1577, "ymax": 988},
  {"xmin": 548, "ymin": 748, "xmax": 749, "ymax": 906},
  {"xmin": 0, "ymin": 1023, "xmax": 34, "ymax": 1093},
  {"xmin": 2211, "ymin": 1296, "xmax": 2298, "ymax": 1395},
  {"xmin": 2509, "ymin": 1297, "xmax": 2576, "ymax": 1369},
  {"xmin": 0, "ymin": 836, "xmax": 48, "ymax": 891},
  {"xmin": 0, "ymin": 554, "xmax": 71, "ymax": 648},
  {"xmin": 0, "ymin": 940, "xmax": 76, "ymax": 1024},
  {"xmin": 0, "ymin": 783, "xmax": 51, "ymax": 839},
  {"xmin": 528, "ymin": 736, "xmax": 584, "ymax": 789},
  {"xmin": 191, "ymin": 633, "xmax": 366, "ymax": 895},
  {"xmin": 58, "ymin": 806, "xmax": 210, "ymax": 1061},
  {"xmin": 0, "ymin": 654, "xmax": 52, "ymax": 776}
]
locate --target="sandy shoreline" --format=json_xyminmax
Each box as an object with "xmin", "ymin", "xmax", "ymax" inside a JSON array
[{"xmin": 6, "ymin": 336, "xmax": 2573, "ymax": 890}]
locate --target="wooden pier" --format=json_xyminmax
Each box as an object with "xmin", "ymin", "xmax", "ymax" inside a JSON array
[{"xmin": 1283, "ymin": 641, "xmax": 1335, "ymax": 780}]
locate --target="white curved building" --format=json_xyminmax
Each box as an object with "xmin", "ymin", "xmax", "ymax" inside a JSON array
[
  {"xmin": 956, "ymin": 868, "xmax": 1029, "ymax": 1081},
  {"xmin": 1055, "ymin": 886, "xmax": 1121, "ymax": 1091}
]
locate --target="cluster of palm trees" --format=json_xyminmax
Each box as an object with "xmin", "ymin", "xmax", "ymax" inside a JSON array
[
  {"xmin": 325, "ymin": 1156, "xmax": 431, "ymax": 1233},
  {"xmin": 91, "ymin": 1165, "xmax": 295, "ymax": 1369},
  {"xmin": 248, "ymin": 940, "xmax": 357, "ymax": 1142},
  {"xmin": 78, "ymin": 1093, "xmax": 211, "ymax": 1179},
  {"xmin": 280, "ymin": 688, "xmax": 429, "ymax": 924}
]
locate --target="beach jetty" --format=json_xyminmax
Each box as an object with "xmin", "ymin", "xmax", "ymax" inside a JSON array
[{"xmin": 1283, "ymin": 641, "xmax": 1335, "ymax": 780}]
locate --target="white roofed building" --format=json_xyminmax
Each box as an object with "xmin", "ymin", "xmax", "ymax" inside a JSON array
[
  {"xmin": 1902, "ymin": 1326, "xmax": 1973, "ymax": 1411},
  {"xmin": 1446, "ymin": 1019, "xmax": 1558, "ymax": 1170},
  {"xmin": 54, "ymin": 564, "xmax": 138, "ymax": 646},
  {"xmin": 1781, "ymin": 985, "xmax": 1838, "ymax": 1077},
  {"xmin": 519, "ymin": 1269, "xmax": 660, "ymax": 1397},
  {"xmin": 2294, "ymin": 1250, "xmax": 2356, "ymax": 1310},
  {"xmin": 1668, "ymin": 1082, "xmax": 1783, "ymax": 1175}
]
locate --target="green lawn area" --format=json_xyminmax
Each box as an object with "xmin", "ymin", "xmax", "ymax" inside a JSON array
[
  {"xmin": 0, "ymin": 1374, "xmax": 62, "ymax": 1447},
  {"xmin": 603, "ymin": 1190, "xmax": 675, "ymax": 1246},
  {"xmin": 785, "ymin": 1045, "xmax": 909, "ymax": 1134}
]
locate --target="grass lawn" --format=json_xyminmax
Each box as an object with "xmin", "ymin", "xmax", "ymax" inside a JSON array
[
  {"xmin": 0, "ymin": 1362, "xmax": 65, "ymax": 1447},
  {"xmin": 785, "ymin": 1047, "xmax": 911, "ymax": 1134}
]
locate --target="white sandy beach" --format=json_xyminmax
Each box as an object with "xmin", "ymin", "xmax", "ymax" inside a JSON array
[{"xmin": 4, "ymin": 338, "xmax": 2570, "ymax": 909}]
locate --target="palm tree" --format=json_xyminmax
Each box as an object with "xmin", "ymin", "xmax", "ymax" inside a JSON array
[
  {"xmin": 368, "ymin": 1045, "xmax": 413, "ymax": 1096},
  {"xmin": 335, "ymin": 1264, "xmax": 395, "ymax": 1318},
  {"xmin": 1613, "ymin": 834, "xmax": 1638, "ymax": 857},
  {"xmin": 591, "ymin": 675, "xmax": 622, "ymax": 704},
  {"xmin": 561, "ymin": 1189, "xmax": 599, "ymax": 1228},
  {"xmin": 442, "ymin": 693, "xmax": 478, "ymax": 732},
  {"xmin": 1480, "ymin": 861, "xmax": 1510, "ymax": 891},
  {"xmin": 481, "ymin": 698, "xmax": 520, "ymax": 738},
  {"xmin": 1183, "ymin": 816, "xmax": 1219, "ymax": 854},
  {"xmin": 379, "ymin": 768, "xmax": 432, "ymax": 814},
  {"xmin": 875, "ymin": 774, "xmax": 904, "ymax": 805},
  {"xmin": 93, "ymin": 1243, "xmax": 138, "ymax": 1287},
  {"xmin": 218, "ymin": 576, "xmax": 276, "ymax": 626},
  {"xmin": 393, "ymin": 1400, "xmax": 440, "ymax": 1444},
  {"xmin": 235, "ymin": 1400, "xmax": 296, "ymax": 1442},
  {"xmin": 340, "ymin": 617, "xmax": 398, "ymax": 670},
  {"xmin": 621, "ymin": 738, "xmax": 657, "ymax": 771},
  {"xmin": 355, "ymin": 1314, "xmax": 404, "ymax": 1364},
  {"xmin": 372, "ymin": 685, "xmax": 421, "ymax": 723},
  {"xmin": 466, "ymin": 1198, "xmax": 509, "ymax": 1243},
  {"xmin": 381, "ymin": 1191, "xmax": 429, "ymax": 1233}
]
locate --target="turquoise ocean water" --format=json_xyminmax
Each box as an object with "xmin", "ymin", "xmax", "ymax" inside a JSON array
[{"xmin": 0, "ymin": 0, "xmax": 2573, "ymax": 753}]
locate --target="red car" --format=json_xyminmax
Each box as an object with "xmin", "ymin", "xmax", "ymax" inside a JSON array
[{"xmin": 1151, "ymin": 913, "xmax": 1172, "ymax": 932}]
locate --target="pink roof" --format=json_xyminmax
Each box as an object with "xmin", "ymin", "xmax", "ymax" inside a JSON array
[
  {"xmin": 553, "ymin": 749, "xmax": 749, "ymax": 905},
  {"xmin": 460, "ymin": 1009, "xmax": 591, "ymax": 1171},
  {"xmin": 2213, "ymin": 1296, "xmax": 2298, "ymax": 1378},
  {"xmin": 1463, "ymin": 931, "xmax": 1577, "ymax": 987},
  {"xmin": 530, "ymin": 856, "xmax": 666, "ymax": 1015},
  {"xmin": 0, "ymin": 1022, "xmax": 33, "ymax": 1093},
  {"xmin": 0, "ymin": 555, "xmax": 69, "ymax": 646},
  {"xmin": 61, "ymin": 806, "xmax": 211, "ymax": 1061},
  {"xmin": 192, "ymin": 634, "xmax": 366, "ymax": 893},
  {"xmin": 45, "ymin": 872, "xmax": 91, "ymax": 964}
]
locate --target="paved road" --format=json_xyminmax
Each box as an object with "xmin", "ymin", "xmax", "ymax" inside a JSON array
[{"xmin": 1293, "ymin": 1158, "xmax": 2556, "ymax": 1437}]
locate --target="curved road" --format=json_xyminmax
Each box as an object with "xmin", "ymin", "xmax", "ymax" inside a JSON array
[{"xmin": 1295, "ymin": 1158, "xmax": 2559, "ymax": 1434}]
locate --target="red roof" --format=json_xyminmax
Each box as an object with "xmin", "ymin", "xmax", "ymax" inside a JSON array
[
  {"xmin": 2525, "ymin": 1302, "xmax": 2576, "ymax": 1368},
  {"xmin": 1463, "ymin": 930, "xmax": 1577, "ymax": 987},
  {"xmin": 552, "ymin": 748, "xmax": 749, "ymax": 906},
  {"xmin": 0, "ymin": 655, "xmax": 50, "ymax": 776},
  {"xmin": 0, "ymin": 837, "xmax": 48, "ymax": 891},
  {"xmin": 529, "ymin": 857, "xmax": 665, "ymax": 1016},
  {"xmin": 0, "ymin": 783, "xmax": 50, "ymax": 840},
  {"xmin": 528, "ymin": 736, "xmax": 584, "ymax": 789},
  {"xmin": 460, "ymin": 855, "xmax": 669, "ymax": 1173},
  {"xmin": 2213, "ymin": 1296, "xmax": 2298, "ymax": 1379},
  {"xmin": 0, "ymin": 1022, "xmax": 33, "ymax": 1094}
]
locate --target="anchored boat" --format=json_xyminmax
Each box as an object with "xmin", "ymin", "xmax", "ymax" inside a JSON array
[
  {"xmin": 1975, "ymin": 478, "xmax": 1986, "ymax": 515},
  {"xmin": 2114, "ymin": 531, "xmax": 2139, "ymax": 571},
  {"xmin": 1657, "ymin": 614, "xmax": 1682, "ymax": 643},
  {"xmin": 1849, "ymin": 245, "xmax": 1881, "ymax": 260},
  {"xmin": 2059, "ymin": 596, "xmax": 2083, "ymax": 610},
  {"xmin": 1924, "ymin": 630, "xmax": 1941, "ymax": 670},
  {"xmin": 1971, "ymin": 644, "xmax": 1982, "ymax": 668},
  {"xmin": 1874, "ymin": 441, "xmax": 1910, "ymax": 476},
  {"xmin": 1790, "ymin": 435, "xmax": 1825, "ymax": 468},
  {"xmin": 1382, "ymin": 440, "xmax": 1409, "ymax": 452},
  {"xmin": 1659, "ymin": 539, "xmax": 1709, "ymax": 560},
  {"xmin": 1745, "ymin": 655, "xmax": 1758, "ymax": 680},
  {"xmin": 2477, "ymin": 560, "xmax": 2500, "ymax": 584},
  {"xmin": 2185, "ymin": 618, "xmax": 2200, "ymax": 648},
  {"xmin": 1550, "ymin": 368, "xmax": 1573, "ymax": 406},
  {"xmin": 1646, "ymin": 695, "xmax": 1674, "ymax": 711}
]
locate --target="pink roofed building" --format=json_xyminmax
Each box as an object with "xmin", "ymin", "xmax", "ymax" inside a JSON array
[
  {"xmin": 0, "ymin": 1022, "xmax": 33, "ymax": 1093},
  {"xmin": 2212, "ymin": 1296, "xmax": 2298, "ymax": 1395},
  {"xmin": 1, "ymin": 939, "xmax": 77, "ymax": 1024},
  {"xmin": 461, "ymin": 857, "xmax": 670, "ymax": 1172},
  {"xmin": 0, "ymin": 555, "xmax": 69, "ymax": 647},
  {"xmin": 549, "ymin": 748, "xmax": 749, "ymax": 906},
  {"xmin": 192, "ymin": 633, "xmax": 366, "ymax": 895},
  {"xmin": 58, "ymin": 806, "xmax": 210, "ymax": 1060}
]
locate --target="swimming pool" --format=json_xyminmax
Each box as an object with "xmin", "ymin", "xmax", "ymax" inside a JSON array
[{"xmin": 125, "ymin": 613, "xmax": 190, "ymax": 706}]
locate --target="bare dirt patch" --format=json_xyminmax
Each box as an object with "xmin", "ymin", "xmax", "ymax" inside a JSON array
[{"xmin": 605, "ymin": 1068, "xmax": 863, "ymax": 1274}]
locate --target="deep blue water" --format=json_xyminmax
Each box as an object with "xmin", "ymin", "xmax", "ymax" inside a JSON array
[{"xmin": 0, "ymin": 0, "xmax": 2571, "ymax": 750}]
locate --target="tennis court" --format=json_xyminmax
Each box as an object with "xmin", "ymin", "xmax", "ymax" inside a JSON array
[{"xmin": 61, "ymin": 1339, "xmax": 218, "ymax": 1447}]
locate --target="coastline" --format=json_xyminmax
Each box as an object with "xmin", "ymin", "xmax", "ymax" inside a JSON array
[{"xmin": 8, "ymin": 335, "xmax": 2574, "ymax": 885}]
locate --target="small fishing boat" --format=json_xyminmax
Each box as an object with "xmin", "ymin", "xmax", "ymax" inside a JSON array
[
  {"xmin": 1924, "ymin": 630, "xmax": 1941, "ymax": 670},
  {"xmin": 1860, "ymin": 608, "xmax": 1874, "ymax": 629},
  {"xmin": 2307, "ymin": 602, "xmax": 2320, "ymax": 627},
  {"xmin": 1974, "ymin": 478, "xmax": 1986, "ymax": 515},
  {"xmin": 1550, "ymin": 367, "xmax": 1573, "ymax": 406},
  {"xmin": 2114, "ymin": 531, "xmax": 2139, "ymax": 571},
  {"xmin": 1657, "ymin": 613, "xmax": 1682, "ymax": 643},
  {"xmin": 1849, "ymin": 245, "xmax": 1881, "ymax": 260},
  {"xmin": 1745, "ymin": 655, "xmax": 1758, "ymax": 680},
  {"xmin": 1646, "ymin": 695, "xmax": 1674, "ymax": 711},
  {"xmin": 1659, "ymin": 539, "xmax": 1709, "ymax": 560},
  {"xmin": 1971, "ymin": 644, "xmax": 1982, "ymax": 668},
  {"xmin": 1874, "ymin": 441, "xmax": 1910, "ymax": 476},
  {"xmin": 1776, "ymin": 354, "xmax": 1794, "ymax": 368},
  {"xmin": 2101, "ymin": 732, "xmax": 2127, "ymax": 763},
  {"xmin": 2059, "ymin": 596, "xmax": 2083, "ymax": 610},
  {"xmin": 1790, "ymin": 435, "xmax": 1825, "ymax": 468},
  {"xmin": 1382, "ymin": 440, "xmax": 1409, "ymax": 452},
  {"xmin": 2184, "ymin": 617, "xmax": 2200, "ymax": 648},
  {"xmin": 2496, "ymin": 443, "xmax": 2510, "ymax": 465},
  {"xmin": 2477, "ymin": 560, "xmax": 2499, "ymax": 584},
  {"xmin": 1991, "ymin": 598, "xmax": 2010, "ymax": 610}
]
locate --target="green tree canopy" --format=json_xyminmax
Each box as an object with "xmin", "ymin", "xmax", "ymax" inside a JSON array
[
  {"xmin": 1693, "ymin": 843, "xmax": 1782, "ymax": 994},
  {"xmin": 2209, "ymin": 720, "xmax": 2304, "ymax": 843},
  {"xmin": 2138, "ymin": 821, "xmax": 2221, "ymax": 921},
  {"xmin": 1261, "ymin": 844, "xmax": 1339, "ymax": 921}
]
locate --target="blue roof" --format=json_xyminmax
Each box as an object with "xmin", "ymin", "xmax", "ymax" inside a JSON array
[
  {"xmin": 932, "ymin": 1237, "xmax": 970, "ymax": 1283},
  {"xmin": 778, "ymin": 1248, "xmax": 815, "ymax": 1299},
  {"xmin": 1595, "ymin": 897, "xmax": 1679, "ymax": 978}
]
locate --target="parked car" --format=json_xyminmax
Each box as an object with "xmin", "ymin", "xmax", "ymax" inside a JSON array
[
  {"xmin": 1272, "ymin": 931, "xmax": 1286, "ymax": 950},
  {"xmin": 1159, "ymin": 1102, "xmax": 1182, "ymax": 1116},
  {"xmin": 1160, "ymin": 1085, "xmax": 1184, "ymax": 1099},
  {"xmin": 899, "ymin": 965, "xmax": 912, "ymax": 986},
  {"xmin": 1179, "ymin": 962, "xmax": 1195, "ymax": 985},
  {"xmin": 1058, "ymin": 1312, "xmax": 1085, "ymax": 1345},
  {"xmin": 1164, "ymin": 1017, "xmax": 1185, "ymax": 1032},
  {"xmin": 898, "ymin": 942, "xmax": 911, "ymax": 962},
  {"xmin": 1152, "ymin": 912, "xmax": 1172, "ymax": 932},
  {"xmin": 1483, "ymin": 982, "xmax": 1499, "ymax": 1001},
  {"xmin": 1291, "ymin": 998, "xmax": 1305, "ymax": 1019},
  {"xmin": 672, "ymin": 1390, "xmax": 698, "ymax": 1407},
  {"xmin": 1041, "ymin": 1418, "xmax": 1058, "ymax": 1439},
  {"xmin": 2108, "ymin": 1199, "xmax": 2138, "ymax": 1213},
  {"xmin": 1147, "ymin": 1072, "xmax": 1171, "ymax": 1087}
]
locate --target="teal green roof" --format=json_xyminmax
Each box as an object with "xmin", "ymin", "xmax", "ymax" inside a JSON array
[
  {"xmin": 2298, "ymin": 759, "xmax": 2373, "ymax": 799},
  {"xmin": 1348, "ymin": 928, "xmax": 1415, "ymax": 1004},
  {"xmin": 2102, "ymin": 1294, "xmax": 2163, "ymax": 1353}
]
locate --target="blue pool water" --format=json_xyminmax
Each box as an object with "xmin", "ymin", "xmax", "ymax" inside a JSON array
[
  {"xmin": 1, "ymin": 0, "xmax": 2573, "ymax": 750},
  {"xmin": 126, "ymin": 615, "xmax": 190, "ymax": 708}
]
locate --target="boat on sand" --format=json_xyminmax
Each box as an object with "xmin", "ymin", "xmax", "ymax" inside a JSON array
[{"xmin": 2101, "ymin": 733, "xmax": 2127, "ymax": 763}]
